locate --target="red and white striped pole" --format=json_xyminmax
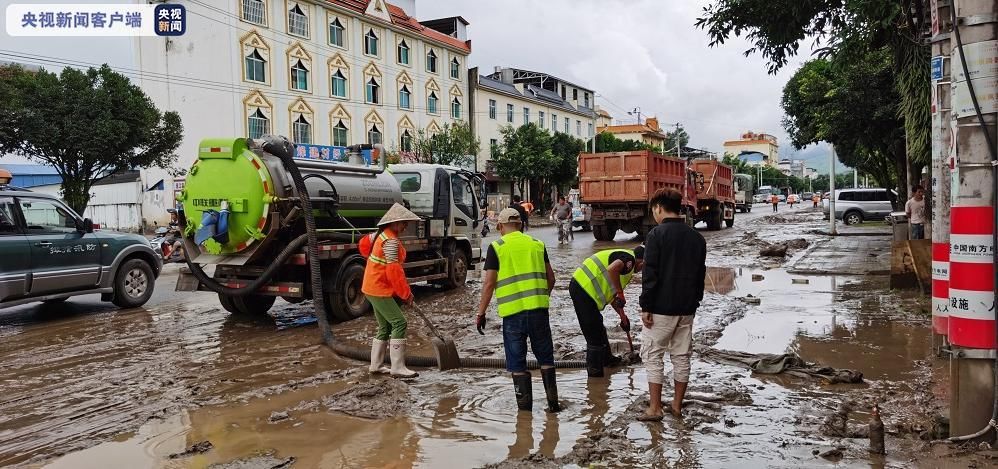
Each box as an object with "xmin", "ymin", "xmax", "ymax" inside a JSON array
[
  {"xmin": 929, "ymin": 21, "xmax": 952, "ymax": 340},
  {"xmin": 948, "ymin": 206, "xmax": 995, "ymax": 349}
]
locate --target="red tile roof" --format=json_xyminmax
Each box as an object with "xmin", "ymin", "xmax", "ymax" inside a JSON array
[{"xmin": 325, "ymin": 0, "xmax": 471, "ymax": 53}]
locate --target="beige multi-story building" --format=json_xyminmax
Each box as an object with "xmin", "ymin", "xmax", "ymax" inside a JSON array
[
  {"xmin": 598, "ymin": 117, "xmax": 669, "ymax": 152},
  {"xmin": 723, "ymin": 131, "xmax": 779, "ymax": 167},
  {"xmin": 133, "ymin": 0, "xmax": 471, "ymax": 222},
  {"xmin": 468, "ymin": 66, "xmax": 597, "ymax": 194}
]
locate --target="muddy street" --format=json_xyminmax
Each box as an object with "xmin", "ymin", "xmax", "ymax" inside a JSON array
[{"xmin": 0, "ymin": 205, "xmax": 966, "ymax": 468}]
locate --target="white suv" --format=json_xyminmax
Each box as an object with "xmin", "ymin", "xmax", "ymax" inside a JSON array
[{"xmin": 824, "ymin": 188, "xmax": 897, "ymax": 225}]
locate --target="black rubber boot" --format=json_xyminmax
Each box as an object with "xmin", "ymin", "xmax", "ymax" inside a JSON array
[
  {"xmin": 605, "ymin": 351, "xmax": 623, "ymax": 367},
  {"xmin": 586, "ymin": 345, "xmax": 606, "ymax": 377},
  {"xmin": 513, "ymin": 372, "xmax": 532, "ymax": 411},
  {"xmin": 540, "ymin": 367, "xmax": 562, "ymax": 412}
]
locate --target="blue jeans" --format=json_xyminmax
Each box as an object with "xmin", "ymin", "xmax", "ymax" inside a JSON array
[
  {"xmin": 502, "ymin": 309, "xmax": 555, "ymax": 373},
  {"xmin": 911, "ymin": 223, "xmax": 925, "ymax": 240}
]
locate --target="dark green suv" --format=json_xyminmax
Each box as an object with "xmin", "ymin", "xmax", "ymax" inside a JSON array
[{"xmin": 0, "ymin": 188, "xmax": 161, "ymax": 309}]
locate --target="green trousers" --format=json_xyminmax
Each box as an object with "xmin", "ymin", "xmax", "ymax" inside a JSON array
[{"xmin": 367, "ymin": 295, "xmax": 408, "ymax": 340}]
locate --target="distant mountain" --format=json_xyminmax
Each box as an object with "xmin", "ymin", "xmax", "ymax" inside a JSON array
[{"xmin": 778, "ymin": 142, "xmax": 853, "ymax": 175}]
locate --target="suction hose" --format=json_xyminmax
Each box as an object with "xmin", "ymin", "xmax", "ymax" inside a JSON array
[{"xmin": 329, "ymin": 342, "xmax": 587, "ymax": 369}]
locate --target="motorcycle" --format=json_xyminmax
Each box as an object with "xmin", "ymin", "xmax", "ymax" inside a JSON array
[{"xmin": 150, "ymin": 226, "xmax": 185, "ymax": 263}]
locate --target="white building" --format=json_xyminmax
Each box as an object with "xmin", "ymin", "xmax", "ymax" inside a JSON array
[
  {"xmin": 468, "ymin": 66, "xmax": 597, "ymax": 195},
  {"xmin": 133, "ymin": 0, "xmax": 471, "ymax": 224}
]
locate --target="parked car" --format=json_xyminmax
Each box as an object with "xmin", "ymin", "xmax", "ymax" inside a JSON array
[
  {"xmin": 802, "ymin": 192, "xmax": 814, "ymax": 200},
  {"xmin": 787, "ymin": 194, "xmax": 799, "ymax": 205},
  {"xmin": 823, "ymin": 188, "xmax": 897, "ymax": 225},
  {"xmin": 752, "ymin": 193, "xmax": 768, "ymax": 204},
  {"xmin": 778, "ymin": 194, "xmax": 787, "ymax": 202},
  {"xmin": 0, "ymin": 186, "xmax": 162, "ymax": 309}
]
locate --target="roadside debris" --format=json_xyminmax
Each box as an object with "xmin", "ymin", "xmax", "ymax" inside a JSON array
[
  {"xmin": 169, "ymin": 440, "xmax": 214, "ymax": 459},
  {"xmin": 700, "ymin": 349, "xmax": 864, "ymax": 384},
  {"xmin": 323, "ymin": 378, "xmax": 413, "ymax": 419},
  {"xmin": 759, "ymin": 244, "xmax": 788, "ymax": 257},
  {"xmin": 870, "ymin": 404, "xmax": 886, "ymax": 454},
  {"xmin": 268, "ymin": 411, "xmax": 290, "ymax": 423}
]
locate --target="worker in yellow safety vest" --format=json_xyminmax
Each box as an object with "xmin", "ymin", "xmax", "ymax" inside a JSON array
[
  {"xmin": 475, "ymin": 208, "xmax": 559, "ymax": 412},
  {"xmin": 569, "ymin": 247, "xmax": 645, "ymax": 377}
]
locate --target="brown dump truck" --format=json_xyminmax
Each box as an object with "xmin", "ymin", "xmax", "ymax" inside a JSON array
[
  {"xmin": 690, "ymin": 159, "xmax": 736, "ymax": 230},
  {"xmin": 578, "ymin": 151, "xmax": 697, "ymax": 241}
]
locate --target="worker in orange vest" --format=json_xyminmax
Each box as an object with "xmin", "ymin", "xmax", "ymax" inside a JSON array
[
  {"xmin": 361, "ymin": 203, "xmax": 422, "ymax": 379},
  {"xmin": 770, "ymin": 194, "xmax": 779, "ymax": 213},
  {"xmin": 812, "ymin": 193, "xmax": 820, "ymax": 208}
]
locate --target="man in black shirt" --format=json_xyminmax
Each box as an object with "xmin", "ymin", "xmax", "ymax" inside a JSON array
[
  {"xmin": 637, "ymin": 188, "xmax": 706, "ymax": 421},
  {"xmin": 510, "ymin": 194, "xmax": 529, "ymax": 231}
]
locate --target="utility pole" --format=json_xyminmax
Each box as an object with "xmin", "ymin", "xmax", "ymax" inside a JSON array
[
  {"xmin": 829, "ymin": 146, "xmax": 837, "ymax": 235},
  {"xmin": 939, "ymin": 0, "xmax": 997, "ymax": 440},
  {"xmin": 628, "ymin": 107, "xmax": 642, "ymax": 124},
  {"xmin": 853, "ymin": 168, "xmax": 858, "ymax": 188},
  {"xmin": 930, "ymin": 0, "xmax": 954, "ymax": 358}
]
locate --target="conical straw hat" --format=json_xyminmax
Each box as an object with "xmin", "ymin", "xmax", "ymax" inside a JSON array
[{"xmin": 377, "ymin": 203, "xmax": 421, "ymax": 226}]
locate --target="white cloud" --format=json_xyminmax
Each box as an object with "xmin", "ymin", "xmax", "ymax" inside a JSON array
[{"xmin": 419, "ymin": 0, "xmax": 814, "ymax": 155}]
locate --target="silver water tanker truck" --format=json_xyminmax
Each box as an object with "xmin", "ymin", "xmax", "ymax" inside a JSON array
[{"xmin": 176, "ymin": 136, "xmax": 486, "ymax": 321}]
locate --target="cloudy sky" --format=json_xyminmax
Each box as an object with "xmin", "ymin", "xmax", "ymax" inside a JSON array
[{"xmin": 1, "ymin": 0, "xmax": 834, "ymax": 170}]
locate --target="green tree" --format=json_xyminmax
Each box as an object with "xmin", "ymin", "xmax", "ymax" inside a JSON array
[
  {"xmin": 0, "ymin": 64, "xmax": 182, "ymax": 214},
  {"xmin": 696, "ymin": 0, "xmax": 928, "ymax": 200},
  {"xmin": 594, "ymin": 132, "xmax": 658, "ymax": 153},
  {"xmin": 549, "ymin": 132, "xmax": 585, "ymax": 191},
  {"xmin": 663, "ymin": 126, "xmax": 689, "ymax": 153},
  {"xmin": 404, "ymin": 121, "xmax": 480, "ymax": 167},
  {"xmin": 495, "ymin": 123, "xmax": 555, "ymax": 197}
]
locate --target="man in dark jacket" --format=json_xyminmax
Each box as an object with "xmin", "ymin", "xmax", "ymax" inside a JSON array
[
  {"xmin": 637, "ymin": 188, "xmax": 706, "ymax": 421},
  {"xmin": 510, "ymin": 194, "xmax": 530, "ymax": 231}
]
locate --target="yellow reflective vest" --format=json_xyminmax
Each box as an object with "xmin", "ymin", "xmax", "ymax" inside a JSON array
[
  {"xmin": 572, "ymin": 249, "xmax": 635, "ymax": 310},
  {"xmin": 491, "ymin": 231, "xmax": 550, "ymax": 317}
]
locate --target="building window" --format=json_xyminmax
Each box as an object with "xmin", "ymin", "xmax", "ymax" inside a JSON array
[
  {"xmin": 539, "ymin": 111, "xmax": 545, "ymax": 129},
  {"xmin": 588, "ymin": 122, "xmax": 594, "ymax": 137},
  {"xmin": 490, "ymin": 138, "xmax": 498, "ymax": 158},
  {"xmin": 399, "ymin": 85, "xmax": 411, "ymax": 110},
  {"xmin": 368, "ymin": 124, "xmax": 382, "ymax": 145},
  {"xmin": 292, "ymin": 114, "xmax": 311, "ymax": 144},
  {"xmin": 364, "ymin": 29, "xmax": 379, "ymax": 56},
  {"xmin": 584, "ymin": 92, "xmax": 590, "ymax": 108},
  {"xmin": 451, "ymin": 97, "xmax": 461, "ymax": 119},
  {"xmin": 523, "ymin": 107, "xmax": 530, "ymax": 125},
  {"xmin": 397, "ymin": 39, "xmax": 410, "ymax": 65},
  {"xmin": 288, "ymin": 4, "xmax": 308, "ymax": 37},
  {"xmin": 331, "ymin": 69, "xmax": 347, "ymax": 98},
  {"xmin": 245, "ymin": 49, "xmax": 266, "ymax": 83},
  {"xmin": 427, "ymin": 92, "xmax": 438, "ymax": 114},
  {"xmin": 564, "ymin": 117, "xmax": 569, "ymax": 133},
  {"xmin": 560, "ymin": 84, "xmax": 566, "ymax": 99},
  {"xmin": 426, "ymin": 50, "xmax": 437, "ymax": 73},
  {"xmin": 488, "ymin": 99, "xmax": 496, "ymax": 119},
  {"xmin": 332, "ymin": 120, "xmax": 349, "ymax": 146},
  {"xmin": 365, "ymin": 77, "xmax": 380, "ymax": 104},
  {"xmin": 242, "ymin": 0, "xmax": 266, "ymax": 25},
  {"xmin": 248, "ymin": 108, "xmax": 270, "ymax": 139},
  {"xmin": 552, "ymin": 113, "xmax": 557, "ymax": 131},
  {"xmin": 573, "ymin": 88, "xmax": 578, "ymax": 101},
  {"xmin": 577, "ymin": 120, "xmax": 581, "ymax": 136},
  {"xmin": 329, "ymin": 18, "xmax": 344, "ymax": 47},
  {"xmin": 400, "ymin": 129, "xmax": 413, "ymax": 152},
  {"xmin": 450, "ymin": 58, "xmax": 460, "ymax": 79},
  {"xmin": 506, "ymin": 104, "xmax": 513, "ymax": 123},
  {"xmin": 290, "ymin": 60, "xmax": 309, "ymax": 91}
]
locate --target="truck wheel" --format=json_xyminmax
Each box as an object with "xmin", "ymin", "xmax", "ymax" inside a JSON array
[
  {"xmin": 707, "ymin": 209, "xmax": 722, "ymax": 231},
  {"xmin": 582, "ymin": 222, "xmax": 592, "ymax": 232},
  {"xmin": 218, "ymin": 293, "xmax": 240, "ymax": 313},
  {"xmin": 111, "ymin": 259, "xmax": 155, "ymax": 308},
  {"xmin": 592, "ymin": 224, "xmax": 614, "ymax": 241},
  {"xmin": 233, "ymin": 295, "xmax": 276, "ymax": 316},
  {"xmin": 725, "ymin": 217, "xmax": 734, "ymax": 228},
  {"xmin": 440, "ymin": 247, "xmax": 469, "ymax": 290},
  {"xmin": 328, "ymin": 261, "xmax": 371, "ymax": 320}
]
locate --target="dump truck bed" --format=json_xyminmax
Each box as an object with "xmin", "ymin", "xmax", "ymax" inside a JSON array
[
  {"xmin": 579, "ymin": 151, "xmax": 688, "ymax": 203},
  {"xmin": 691, "ymin": 159, "xmax": 735, "ymax": 203}
]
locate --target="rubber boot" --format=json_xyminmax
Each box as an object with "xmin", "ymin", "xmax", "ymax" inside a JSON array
[
  {"xmin": 389, "ymin": 338, "xmax": 418, "ymax": 379},
  {"xmin": 605, "ymin": 349, "xmax": 623, "ymax": 367},
  {"xmin": 513, "ymin": 372, "xmax": 532, "ymax": 411},
  {"xmin": 586, "ymin": 345, "xmax": 606, "ymax": 377},
  {"xmin": 540, "ymin": 367, "xmax": 562, "ymax": 412},
  {"xmin": 369, "ymin": 338, "xmax": 390, "ymax": 374}
]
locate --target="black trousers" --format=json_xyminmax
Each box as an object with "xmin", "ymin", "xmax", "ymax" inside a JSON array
[{"xmin": 569, "ymin": 279, "xmax": 610, "ymax": 350}]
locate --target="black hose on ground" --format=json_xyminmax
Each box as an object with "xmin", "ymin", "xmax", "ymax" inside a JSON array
[{"xmin": 329, "ymin": 342, "xmax": 587, "ymax": 369}]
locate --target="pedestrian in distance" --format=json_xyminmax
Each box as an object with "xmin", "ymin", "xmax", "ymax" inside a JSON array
[
  {"xmin": 637, "ymin": 188, "xmax": 707, "ymax": 421},
  {"xmin": 360, "ymin": 203, "xmax": 422, "ymax": 379},
  {"xmin": 812, "ymin": 193, "xmax": 820, "ymax": 209},
  {"xmin": 569, "ymin": 246, "xmax": 645, "ymax": 377},
  {"xmin": 475, "ymin": 208, "xmax": 561, "ymax": 412},
  {"xmin": 550, "ymin": 196, "xmax": 573, "ymax": 244},
  {"xmin": 771, "ymin": 194, "xmax": 779, "ymax": 213},
  {"xmin": 510, "ymin": 194, "xmax": 530, "ymax": 231},
  {"xmin": 906, "ymin": 185, "xmax": 926, "ymax": 240}
]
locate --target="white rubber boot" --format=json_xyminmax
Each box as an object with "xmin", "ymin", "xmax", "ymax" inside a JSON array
[
  {"xmin": 389, "ymin": 338, "xmax": 419, "ymax": 378},
  {"xmin": 369, "ymin": 339, "xmax": 390, "ymax": 374}
]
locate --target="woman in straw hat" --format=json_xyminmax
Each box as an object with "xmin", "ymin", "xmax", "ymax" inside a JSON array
[{"xmin": 360, "ymin": 203, "xmax": 422, "ymax": 378}]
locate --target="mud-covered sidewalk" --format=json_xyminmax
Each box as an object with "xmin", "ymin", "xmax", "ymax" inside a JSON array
[{"xmin": 0, "ymin": 205, "xmax": 982, "ymax": 468}]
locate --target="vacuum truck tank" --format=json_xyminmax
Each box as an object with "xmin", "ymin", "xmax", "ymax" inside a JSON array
[
  {"xmin": 176, "ymin": 136, "xmax": 486, "ymax": 321},
  {"xmin": 179, "ymin": 137, "xmax": 401, "ymax": 260}
]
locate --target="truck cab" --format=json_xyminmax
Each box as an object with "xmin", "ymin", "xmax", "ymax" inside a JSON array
[{"xmin": 388, "ymin": 164, "xmax": 486, "ymax": 261}]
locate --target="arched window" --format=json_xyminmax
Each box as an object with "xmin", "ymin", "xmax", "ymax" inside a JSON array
[
  {"xmin": 290, "ymin": 59, "xmax": 309, "ymax": 91},
  {"xmin": 364, "ymin": 29, "xmax": 379, "ymax": 56},
  {"xmin": 451, "ymin": 97, "xmax": 461, "ymax": 119},
  {"xmin": 426, "ymin": 50, "xmax": 437, "ymax": 73},
  {"xmin": 332, "ymin": 120, "xmax": 349, "ymax": 146},
  {"xmin": 331, "ymin": 69, "xmax": 347, "ymax": 98},
  {"xmin": 368, "ymin": 124, "xmax": 382, "ymax": 145},
  {"xmin": 400, "ymin": 129, "xmax": 413, "ymax": 152},
  {"xmin": 365, "ymin": 77, "xmax": 380, "ymax": 104},
  {"xmin": 397, "ymin": 39, "xmax": 410, "ymax": 65},
  {"xmin": 292, "ymin": 114, "xmax": 311, "ymax": 144},
  {"xmin": 427, "ymin": 92, "xmax": 438, "ymax": 114},
  {"xmin": 247, "ymin": 108, "xmax": 270, "ymax": 139},
  {"xmin": 450, "ymin": 57, "xmax": 460, "ymax": 79},
  {"xmin": 329, "ymin": 18, "xmax": 344, "ymax": 47},
  {"xmin": 245, "ymin": 49, "xmax": 266, "ymax": 83},
  {"xmin": 399, "ymin": 85, "xmax": 411, "ymax": 110},
  {"xmin": 288, "ymin": 4, "xmax": 308, "ymax": 37}
]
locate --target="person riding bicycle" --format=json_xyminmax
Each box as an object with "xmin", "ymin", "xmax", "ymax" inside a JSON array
[{"xmin": 550, "ymin": 196, "xmax": 573, "ymax": 244}]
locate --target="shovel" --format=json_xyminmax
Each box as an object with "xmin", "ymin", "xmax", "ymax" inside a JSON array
[{"xmin": 410, "ymin": 304, "xmax": 462, "ymax": 371}]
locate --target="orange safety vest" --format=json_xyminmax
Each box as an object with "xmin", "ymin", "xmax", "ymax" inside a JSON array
[
  {"xmin": 361, "ymin": 229, "xmax": 411, "ymax": 299},
  {"xmin": 771, "ymin": 195, "xmax": 779, "ymax": 204}
]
